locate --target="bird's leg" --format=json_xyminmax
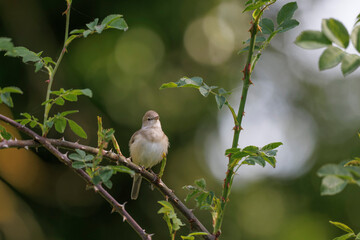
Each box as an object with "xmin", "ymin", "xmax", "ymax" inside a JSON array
[{"xmin": 158, "ymin": 153, "xmax": 167, "ymax": 179}]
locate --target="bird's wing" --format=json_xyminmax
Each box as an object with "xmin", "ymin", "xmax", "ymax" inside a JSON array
[{"xmin": 129, "ymin": 130, "xmax": 140, "ymax": 145}]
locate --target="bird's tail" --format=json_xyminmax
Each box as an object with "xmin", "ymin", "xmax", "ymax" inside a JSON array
[{"xmin": 131, "ymin": 173, "xmax": 142, "ymax": 200}]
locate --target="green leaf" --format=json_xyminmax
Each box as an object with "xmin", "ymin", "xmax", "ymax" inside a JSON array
[
  {"xmin": 215, "ymin": 95, "xmax": 226, "ymax": 109},
  {"xmin": 177, "ymin": 77, "xmax": 203, "ymax": 88},
  {"xmin": 317, "ymin": 164, "xmax": 352, "ymax": 178},
  {"xmin": 277, "ymin": 2, "xmax": 298, "ymax": 25},
  {"xmin": 101, "ymin": 14, "xmax": 123, "ymax": 26},
  {"xmin": 322, "ymin": 18, "xmax": 349, "ymax": 48},
  {"xmin": 43, "ymin": 57, "xmax": 56, "ymax": 65},
  {"xmin": 72, "ymin": 161, "xmax": 86, "ymax": 169},
  {"xmin": 68, "ymin": 119, "xmax": 87, "ymax": 139},
  {"xmin": 295, "ymin": 31, "xmax": 332, "ymax": 49},
  {"xmin": 62, "ymin": 93, "xmax": 77, "ymax": 102},
  {"xmin": 278, "ymin": 19, "xmax": 299, "ymax": 33},
  {"xmin": 54, "ymin": 97, "xmax": 65, "ymax": 106},
  {"xmin": 83, "ymin": 30, "xmax": 92, "ymax": 38},
  {"xmin": 329, "ymin": 221, "xmax": 354, "ymax": 233},
  {"xmin": 69, "ymin": 153, "xmax": 84, "ymax": 161},
  {"xmin": 107, "ymin": 18, "xmax": 128, "ymax": 31},
  {"xmin": 261, "ymin": 142, "xmax": 283, "ymax": 151},
  {"xmin": 5, "ymin": 46, "xmax": 41, "ymax": 63},
  {"xmin": 159, "ymin": 82, "xmax": 178, "ymax": 89},
  {"xmin": 99, "ymin": 168, "xmax": 113, "ymax": 182},
  {"xmin": 262, "ymin": 155, "xmax": 276, "ymax": 167},
  {"xmin": 0, "ymin": 125, "xmax": 12, "ymax": 140},
  {"xmin": 84, "ymin": 154, "xmax": 94, "ymax": 161},
  {"xmin": 92, "ymin": 175, "xmax": 102, "ymax": 185},
  {"xmin": 356, "ymin": 232, "xmax": 360, "ymax": 240},
  {"xmin": 65, "ymin": 35, "xmax": 78, "ymax": 46},
  {"xmin": 158, "ymin": 200, "xmax": 185, "ymax": 232},
  {"xmin": 60, "ymin": 110, "xmax": 79, "ymax": 117},
  {"xmin": 111, "ymin": 165, "xmax": 135, "ymax": 177},
  {"xmin": 225, "ymin": 148, "xmax": 240, "ymax": 155},
  {"xmin": 199, "ymin": 86, "xmax": 210, "ymax": 97},
  {"xmin": 29, "ymin": 121, "xmax": 37, "ymax": 128},
  {"xmin": 20, "ymin": 112, "xmax": 31, "ymax": 119},
  {"xmin": 244, "ymin": 156, "xmax": 266, "ymax": 167},
  {"xmin": 80, "ymin": 88, "xmax": 93, "ymax": 98},
  {"xmin": 103, "ymin": 180, "xmax": 113, "ymax": 189},
  {"xmin": 75, "ymin": 149, "xmax": 86, "ymax": 158},
  {"xmin": 351, "ymin": 25, "xmax": 360, "ymax": 53},
  {"xmin": 320, "ymin": 175, "xmax": 347, "ymax": 196},
  {"xmin": 34, "ymin": 61, "xmax": 44, "ymax": 72},
  {"xmin": 195, "ymin": 178, "xmax": 206, "ymax": 189},
  {"xmin": 0, "ymin": 37, "xmax": 14, "ymax": 51},
  {"xmin": 181, "ymin": 232, "xmax": 208, "ymax": 240},
  {"xmin": 86, "ymin": 18, "xmax": 99, "ymax": 30},
  {"xmin": 218, "ymin": 88, "xmax": 230, "ymax": 96},
  {"xmin": 243, "ymin": 145, "xmax": 259, "ymax": 154},
  {"xmin": 260, "ymin": 18, "xmax": 274, "ymax": 34},
  {"xmin": 341, "ymin": 53, "xmax": 360, "ymax": 76},
  {"xmin": 54, "ymin": 117, "xmax": 67, "ymax": 133},
  {"xmin": 243, "ymin": 0, "xmax": 270, "ymax": 12},
  {"xmin": 319, "ymin": 46, "xmax": 345, "ymax": 71},
  {"xmin": 333, "ymin": 233, "xmax": 356, "ymax": 240},
  {"xmin": 2, "ymin": 86, "xmax": 23, "ymax": 94},
  {"xmin": 70, "ymin": 29, "xmax": 85, "ymax": 34},
  {"xmin": 184, "ymin": 189, "xmax": 200, "ymax": 202},
  {"xmin": 0, "ymin": 92, "xmax": 14, "ymax": 107},
  {"xmin": 0, "ymin": 92, "xmax": 13, "ymax": 107}
]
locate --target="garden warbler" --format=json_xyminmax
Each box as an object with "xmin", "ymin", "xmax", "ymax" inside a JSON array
[{"xmin": 129, "ymin": 110, "xmax": 169, "ymax": 200}]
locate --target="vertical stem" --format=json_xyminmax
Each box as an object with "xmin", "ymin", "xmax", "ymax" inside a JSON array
[
  {"xmin": 43, "ymin": 1, "xmax": 72, "ymax": 133},
  {"xmin": 213, "ymin": 16, "xmax": 260, "ymax": 236}
]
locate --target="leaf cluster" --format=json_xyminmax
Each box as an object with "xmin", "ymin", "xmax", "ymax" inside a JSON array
[
  {"xmin": 295, "ymin": 16, "xmax": 360, "ymax": 76},
  {"xmin": 0, "ymin": 86, "xmax": 23, "ymax": 108},
  {"xmin": 0, "ymin": 37, "xmax": 55, "ymax": 73},
  {"xmin": 225, "ymin": 142, "xmax": 283, "ymax": 170},
  {"xmin": 17, "ymin": 110, "xmax": 87, "ymax": 139},
  {"xmin": 157, "ymin": 200, "xmax": 185, "ymax": 239},
  {"xmin": 329, "ymin": 221, "xmax": 360, "ymax": 240},
  {"xmin": 160, "ymin": 76, "xmax": 231, "ymax": 110},
  {"xmin": 69, "ymin": 149, "xmax": 134, "ymax": 189},
  {"xmin": 0, "ymin": 125, "xmax": 12, "ymax": 141},
  {"xmin": 183, "ymin": 178, "xmax": 220, "ymax": 229},
  {"xmin": 317, "ymin": 163, "xmax": 360, "ymax": 196},
  {"xmin": 67, "ymin": 14, "xmax": 128, "ymax": 46},
  {"xmin": 240, "ymin": 2, "xmax": 299, "ymax": 71}
]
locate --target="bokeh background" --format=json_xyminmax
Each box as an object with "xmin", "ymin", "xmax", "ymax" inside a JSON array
[{"xmin": 1, "ymin": 0, "xmax": 360, "ymax": 239}]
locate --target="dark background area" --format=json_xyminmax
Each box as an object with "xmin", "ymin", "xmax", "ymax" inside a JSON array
[{"xmin": 0, "ymin": 0, "xmax": 360, "ymax": 239}]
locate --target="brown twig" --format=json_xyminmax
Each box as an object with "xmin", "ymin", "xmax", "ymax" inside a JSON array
[
  {"xmin": 0, "ymin": 114, "xmax": 215, "ymax": 240},
  {"xmin": 0, "ymin": 114, "xmax": 152, "ymax": 240}
]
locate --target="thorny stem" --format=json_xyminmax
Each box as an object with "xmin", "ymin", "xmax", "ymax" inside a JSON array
[
  {"xmin": 0, "ymin": 114, "xmax": 152, "ymax": 240},
  {"xmin": 213, "ymin": 4, "xmax": 273, "ymax": 235},
  {"xmin": 0, "ymin": 114, "xmax": 215, "ymax": 240},
  {"xmin": 43, "ymin": 1, "xmax": 72, "ymax": 133}
]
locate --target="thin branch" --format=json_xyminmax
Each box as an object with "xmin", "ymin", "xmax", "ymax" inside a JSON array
[
  {"xmin": 43, "ymin": 1, "xmax": 72, "ymax": 130},
  {"xmin": 214, "ymin": 4, "xmax": 274, "ymax": 235},
  {"xmin": 0, "ymin": 114, "xmax": 215, "ymax": 240},
  {"xmin": 0, "ymin": 114, "xmax": 152, "ymax": 240}
]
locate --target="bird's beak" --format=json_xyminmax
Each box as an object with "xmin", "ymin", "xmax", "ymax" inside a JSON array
[{"xmin": 154, "ymin": 116, "xmax": 159, "ymax": 120}]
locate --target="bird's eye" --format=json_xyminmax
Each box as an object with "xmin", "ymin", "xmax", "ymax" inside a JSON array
[{"xmin": 147, "ymin": 117, "xmax": 151, "ymax": 121}]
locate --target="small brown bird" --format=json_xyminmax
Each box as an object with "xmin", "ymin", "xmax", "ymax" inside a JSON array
[{"xmin": 129, "ymin": 110, "xmax": 169, "ymax": 200}]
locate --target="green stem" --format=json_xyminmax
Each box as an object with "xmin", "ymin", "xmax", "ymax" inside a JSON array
[
  {"xmin": 43, "ymin": 2, "xmax": 71, "ymax": 134},
  {"xmin": 213, "ymin": 14, "xmax": 261, "ymax": 237}
]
